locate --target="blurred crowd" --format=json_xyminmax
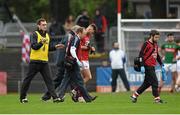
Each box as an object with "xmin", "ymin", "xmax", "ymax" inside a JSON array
[{"xmin": 48, "ymin": 9, "xmax": 108, "ymax": 53}]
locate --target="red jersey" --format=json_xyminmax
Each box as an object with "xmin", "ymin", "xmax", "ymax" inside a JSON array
[
  {"xmin": 80, "ymin": 35, "xmax": 90, "ymax": 61},
  {"xmin": 139, "ymin": 40, "xmax": 162, "ymax": 66}
]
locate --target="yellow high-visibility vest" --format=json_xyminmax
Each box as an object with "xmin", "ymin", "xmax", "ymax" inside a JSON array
[{"xmin": 30, "ymin": 31, "xmax": 50, "ymax": 61}]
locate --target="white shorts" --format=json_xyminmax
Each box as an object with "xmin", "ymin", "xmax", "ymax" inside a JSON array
[
  {"xmin": 81, "ymin": 61, "xmax": 89, "ymax": 70},
  {"xmin": 177, "ymin": 61, "xmax": 180, "ymax": 72},
  {"xmin": 164, "ymin": 63, "xmax": 177, "ymax": 72}
]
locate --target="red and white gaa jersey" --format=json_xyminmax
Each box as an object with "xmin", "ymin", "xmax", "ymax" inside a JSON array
[{"xmin": 80, "ymin": 35, "xmax": 90, "ymax": 61}]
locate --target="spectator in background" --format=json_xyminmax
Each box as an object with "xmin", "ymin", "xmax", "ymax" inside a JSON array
[
  {"xmin": 49, "ymin": 18, "xmax": 66, "ymax": 63},
  {"xmin": 64, "ymin": 15, "xmax": 75, "ymax": 33},
  {"xmin": 94, "ymin": 9, "xmax": 107, "ymax": 53},
  {"xmin": 75, "ymin": 9, "xmax": 90, "ymax": 28},
  {"xmin": 49, "ymin": 18, "xmax": 66, "ymax": 37},
  {"xmin": 109, "ymin": 42, "xmax": 130, "ymax": 92}
]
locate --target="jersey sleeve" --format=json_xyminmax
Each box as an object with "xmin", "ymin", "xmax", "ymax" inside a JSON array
[{"xmin": 70, "ymin": 36, "xmax": 80, "ymax": 49}]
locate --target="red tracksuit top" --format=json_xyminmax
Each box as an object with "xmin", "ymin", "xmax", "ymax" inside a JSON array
[{"xmin": 139, "ymin": 40, "xmax": 162, "ymax": 67}]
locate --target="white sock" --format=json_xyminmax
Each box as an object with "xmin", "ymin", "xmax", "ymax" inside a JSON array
[{"xmin": 132, "ymin": 92, "xmax": 139, "ymax": 98}]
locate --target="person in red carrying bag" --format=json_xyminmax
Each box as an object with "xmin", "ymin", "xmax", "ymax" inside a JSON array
[{"xmin": 131, "ymin": 30, "xmax": 166, "ymax": 104}]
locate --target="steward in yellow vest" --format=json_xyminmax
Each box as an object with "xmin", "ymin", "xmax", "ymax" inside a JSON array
[
  {"xmin": 20, "ymin": 18, "xmax": 64, "ymax": 103},
  {"xmin": 30, "ymin": 30, "xmax": 54, "ymax": 62}
]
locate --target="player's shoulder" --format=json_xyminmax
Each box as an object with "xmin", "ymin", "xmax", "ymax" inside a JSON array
[
  {"xmin": 74, "ymin": 35, "xmax": 80, "ymax": 42},
  {"xmin": 144, "ymin": 40, "xmax": 149, "ymax": 45},
  {"xmin": 30, "ymin": 31, "xmax": 38, "ymax": 39},
  {"xmin": 141, "ymin": 40, "xmax": 149, "ymax": 48},
  {"xmin": 109, "ymin": 49, "xmax": 115, "ymax": 54}
]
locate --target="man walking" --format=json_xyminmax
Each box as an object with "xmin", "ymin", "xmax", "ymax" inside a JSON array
[
  {"xmin": 159, "ymin": 33, "xmax": 178, "ymax": 93},
  {"xmin": 41, "ymin": 28, "xmax": 76, "ymax": 101},
  {"xmin": 131, "ymin": 30, "xmax": 165, "ymax": 103},
  {"xmin": 20, "ymin": 18, "xmax": 63, "ymax": 103},
  {"xmin": 56, "ymin": 26, "xmax": 96, "ymax": 102},
  {"xmin": 80, "ymin": 24, "xmax": 97, "ymax": 83}
]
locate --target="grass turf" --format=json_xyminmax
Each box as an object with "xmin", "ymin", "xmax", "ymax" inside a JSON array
[{"xmin": 0, "ymin": 92, "xmax": 180, "ymax": 114}]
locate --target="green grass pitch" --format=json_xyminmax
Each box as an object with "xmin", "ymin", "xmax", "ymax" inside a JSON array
[{"xmin": 0, "ymin": 92, "xmax": 180, "ymax": 114}]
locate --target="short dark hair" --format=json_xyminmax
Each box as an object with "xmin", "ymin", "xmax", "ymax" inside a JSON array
[
  {"xmin": 89, "ymin": 23, "xmax": 97, "ymax": 33},
  {"xmin": 150, "ymin": 30, "xmax": 160, "ymax": 36},
  {"xmin": 36, "ymin": 18, "xmax": 46, "ymax": 25},
  {"xmin": 167, "ymin": 33, "xmax": 174, "ymax": 37}
]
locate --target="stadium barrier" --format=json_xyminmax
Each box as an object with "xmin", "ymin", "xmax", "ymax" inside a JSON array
[
  {"xmin": 96, "ymin": 66, "xmax": 172, "ymax": 92},
  {"xmin": 0, "ymin": 72, "xmax": 7, "ymax": 95}
]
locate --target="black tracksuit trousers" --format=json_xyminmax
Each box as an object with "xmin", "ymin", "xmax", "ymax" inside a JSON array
[
  {"xmin": 20, "ymin": 62, "xmax": 58, "ymax": 99},
  {"xmin": 57, "ymin": 63, "xmax": 93, "ymax": 102},
  {"xmin": 111, "ymin": 69, "xmax": 130, "ymax": 92},
  {"xmin": 136, "ymin": 66, "xmax": 159, "ymax": 97}
]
